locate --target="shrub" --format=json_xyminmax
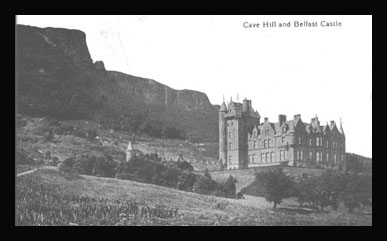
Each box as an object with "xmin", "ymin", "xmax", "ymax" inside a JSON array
[
  {"xmin": 72, "ymin": 155, "xmax": 96, "ymax": 175},
  {"xmin": 222, "ymin": 175, "xmax": 237, "ymax": 198},
  {"xmin": 204, "ymin": 168, "xmax": 212, "ymax": 179},
  {"xmin": 176, "ymin": 172, "xmax": 197, "ymax": 191},
  {"xmin": 92, "ymin": 155, "xmax": 117, "ymax": 178},
  {"xmin": 58, "ymin": 157, "xmax": 76, "ymax": 173}
]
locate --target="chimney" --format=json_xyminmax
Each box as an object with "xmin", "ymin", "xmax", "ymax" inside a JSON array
[
  {"xmin": 278, "ymin": 115, "xmax": 286, "ymax": 125},
  {"xmin": 264, "ymin": 117, "xmax": 268, "ymax": 123},
  {"xmin": 294, "ymin": 114, "xmax": 301, "ymax": 120},
  {"xmin": 330, "ymin": 120, "xmax": 335, "ymax": 126}
]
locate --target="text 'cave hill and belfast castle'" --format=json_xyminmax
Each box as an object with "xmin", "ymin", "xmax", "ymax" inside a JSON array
[{"xmin": 218, "ymin": 98, "xmax": 346, "ymax": 170}]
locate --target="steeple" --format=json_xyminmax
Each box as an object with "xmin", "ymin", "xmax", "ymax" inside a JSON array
[{"xmin": 126, "ymin": 141, "xmax": 135, "ymax": 162}]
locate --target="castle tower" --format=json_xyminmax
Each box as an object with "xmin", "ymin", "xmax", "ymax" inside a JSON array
[
  {"xmin": 126, "ymin": 141, "xmax": 135, "ymax": 162},
  {"xmin": 219, "ymin": 101, "xmax": 228, "ymax": 169}
]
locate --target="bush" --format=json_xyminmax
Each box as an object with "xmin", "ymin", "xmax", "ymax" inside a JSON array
[
  {"xmin": 58, "ymin": 157, "xmax": 76, "ymax": 173},
  {"xmin": 222, "ymin": 175, "xmax": 237, "ymax": 198},
  {"xmin": 177, "ymin": 172, "xmax": 197, "ymax": 191},
  {"xmin": 72, "ymin": 155, "xmax": 96, "ymax": 175},
  {"xmin": 92, "ymin": 155, "xmax": 117, "ymax": 178},
  {"xmin": 192, "ymin": 175, "xmax": 217, "ymax": 195}
]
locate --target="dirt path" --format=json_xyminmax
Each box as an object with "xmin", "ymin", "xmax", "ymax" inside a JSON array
[
  {"xmin": 17, "ymin": 168, "xmax": 39, "ymax": 177},
  {"xmin": 16, "ymin": 166, "xmax": 57, "ymax": 177}
]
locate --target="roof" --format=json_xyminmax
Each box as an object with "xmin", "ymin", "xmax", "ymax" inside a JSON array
[
  {"xmin": 219, "ymin": 101, "xmax": 227, "ymax": 112},
  {"xmin": 126, "ymin": 141, "xmax": 134, "ymax": 151}
]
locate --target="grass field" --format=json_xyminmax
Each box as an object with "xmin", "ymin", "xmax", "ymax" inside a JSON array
[{"xmin": 16, "ymin": 168, "xmax": 372, "ymax": 226}]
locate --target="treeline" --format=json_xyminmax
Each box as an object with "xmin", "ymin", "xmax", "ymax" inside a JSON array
[
  {"xmin": 242, "ymin": 167, "xmax": 372, "ymax": 212},
  {"xmin": 58, "ymin": 153, "xmax": 237, "ymax": 199}
]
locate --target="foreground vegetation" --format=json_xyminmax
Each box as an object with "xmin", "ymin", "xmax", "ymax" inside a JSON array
[
  {"xmin": 243, "ymin": 167, "xmax": 372, "ymax": 213},
  {"xmin": 16, "ymin": 168, "xmax": 372, "ymax": 226},
  {"xmin": 57, "ymin": 152, "xmax": 237, "ymax": 199}
]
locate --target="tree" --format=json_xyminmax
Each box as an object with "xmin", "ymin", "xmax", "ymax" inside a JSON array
[
  {"xmin": 223, "ymin": 175, "xmax": 237, "ymax": 198},
  {"xmin": 204, "ymin": 168, "xmax": 212, "ymax": 179},
  {"xmin": 341, "ymin": 173, "xmax": 372, "ymax": 213},
  {"xmin": 255, "ymin": 167, "xmax": 294, "ymax": 208}
]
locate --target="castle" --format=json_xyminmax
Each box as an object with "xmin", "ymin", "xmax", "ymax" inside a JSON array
[{"xmin": 219, "ymin": 98, "xmax": 346, "ymax": 170}]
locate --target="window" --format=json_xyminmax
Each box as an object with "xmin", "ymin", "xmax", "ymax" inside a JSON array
[
  {"xmin": 268, "ymin": 139, "xmax": 271, "ymax": 147},
  {"xmin": 297, "ymin": 151, "xmax": 300, "ymax": 160},
  {"xmin": 309, "ymin": 139, "xmax": 312, "ymax": 146},
  {"xmin": 341, "ymin": 155, "xmax": 344, "ymax": 162},
  {"xmin": 334, "ymin": 155, "xmax": 337, "ymax": 164},
  {"xmin": 298, "ymin": 137, "xmax": 302, "ymax": 145},
  {"xmin": 252, "ymin": 154, "xmax": 256, "ymax": 163},
  {"xmin": 280, "ymin": 150, "xmax": 283, "ymax": 161},
  {"xmin": 316, "ymin": 152, "xmax": 320, "ymax": 162},
  {"xmin": 326, "ymin": 153, "xmax": 329, "ymax": 162},
  {"xmin": 271, "ymin": 152, "xmax": 274, "ymax": 162},
  {"xmin": 229, "ymin": 143, "xmax": 232, "ymax": 149},
  {"xmin": 228, "ymin": 155, "xmax": 232, "ymax": 164},
  {"xmin": 265, "ymin": 153, "xmax": 269, "ymax": 163},
  {"xmin": 300, "ymin": 151, "xmax": 303, "ymax": 160},
  {"xmin": 282, "ymin": 136, "xmax": 286, "ymax": 143},
  {"xmin": 261, "ymin": 153, "xmax": 265, "ymax": 163},
  {"xmin": 264, "ymin": 140, "xmax": 267, "ymax": 148},
  {"xmin": 229, "ymin": 132, "xmax": 231, "ymax": 138},
  {"xmin": 285, "ymin": 150, "xmax": 288, "ymax": 160},
  {"xmin": 309, "ymin": 152, "xmax": 313, "ymax": 160},
  {"xmin": 254, "ymin": 141, "xmax": 257, "ymax": 149},
  {"xmin": 316, "ymin": 137, "xmax": 319, "ymax": 146}
]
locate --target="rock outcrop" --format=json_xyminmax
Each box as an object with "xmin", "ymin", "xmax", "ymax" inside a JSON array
[{"xmin": 16, "ymin": 24, "xmax": 218, "ymax": 143}]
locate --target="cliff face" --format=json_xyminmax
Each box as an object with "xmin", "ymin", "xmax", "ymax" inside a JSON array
[{"xmin": 16, "ymin": 24, "xmax": 218, "ymax": 143}]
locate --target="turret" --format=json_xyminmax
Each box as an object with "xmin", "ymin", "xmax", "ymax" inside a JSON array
[
  {"xmin": 126, "ymin": 141, "xmax": 135, "ymax": 162},
  {"xmin": 219, "ymin": 101, "xmax": 228, "ymax": 169}
]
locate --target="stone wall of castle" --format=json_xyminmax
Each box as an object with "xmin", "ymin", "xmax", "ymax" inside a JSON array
[{"xmin": 219, "ymin": 99, "xmax": 346, "ymax": 170}]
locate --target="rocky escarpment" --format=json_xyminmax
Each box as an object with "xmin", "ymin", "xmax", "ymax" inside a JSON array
[{"xmin": 16, "ymin": 24, "xmax": 219, "ymax": 143}]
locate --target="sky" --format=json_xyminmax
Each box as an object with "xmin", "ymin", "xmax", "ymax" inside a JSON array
[{"xmin": 16, "ymin": 15, "xmax": 372, "ymax": 158}]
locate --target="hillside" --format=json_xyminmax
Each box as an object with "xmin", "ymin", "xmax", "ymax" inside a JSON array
[
  {"xmin": 16, "ymin": 24, "xmax": 219, "ymax": 143},
  {"xmin": 16, "ymin": 116, "xmax": 219, "ymax": 171},
  {"xmin": 16, "ymin": 168, "xmax": 372, "ymax": 225}
]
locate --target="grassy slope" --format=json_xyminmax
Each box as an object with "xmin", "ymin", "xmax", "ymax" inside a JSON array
[{"xmin": 17, "ymin": 168, "xmax": 372, "ymax": 226}]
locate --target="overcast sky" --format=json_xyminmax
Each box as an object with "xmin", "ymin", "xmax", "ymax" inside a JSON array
[{"xmin": 16, "ymin": 15, "xmax": 372, "ymax": 158}]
